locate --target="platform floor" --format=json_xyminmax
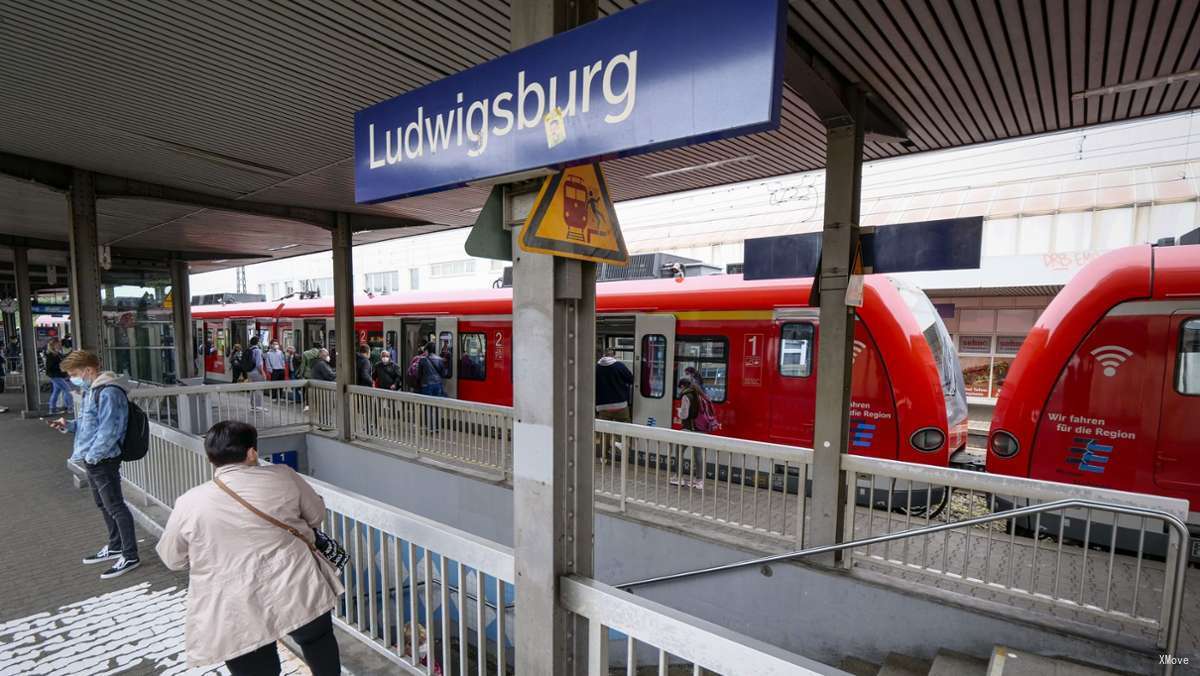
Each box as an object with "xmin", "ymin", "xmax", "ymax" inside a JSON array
[{"xmin": 0, "ymin": 392, "xmax": 310, "ymax": 675}]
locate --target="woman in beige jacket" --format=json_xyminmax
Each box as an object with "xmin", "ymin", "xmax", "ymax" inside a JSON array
[{"xmin": 157, "ymin": 420, "xmax": 344, "ymax": 675}]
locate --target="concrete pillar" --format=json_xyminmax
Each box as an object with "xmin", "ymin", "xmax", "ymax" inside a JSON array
[
  {"xmin": 509, "ymin": 2, "xmax": 597, "ymax": 673},
  {"xmin": 68, "ymin": 169, "xmax": 103, "ymax": 353},
  {"xmin": 332, "ymin": 213, "xmax": 355, "ymax": 441},
  {"xmin": 170, "ymin": 259, "xmax": 194, "ymax": 382},
  {"xmin": 13, "ymin": 247, "xmax": 40, "ymax": 413},
  {"xmin": 808, "ymin": 93, "xmax": 865, "ymax": 560}
]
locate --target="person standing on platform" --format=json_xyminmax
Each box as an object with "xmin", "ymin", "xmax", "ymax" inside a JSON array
[
  {"xmin": 230, "ymin": 344, "xmax": 244, "ymax": 383},
  {"xmin": 156, "ymin": 421, "xmax": 343, "ymax": 675},
  {"xmin": 311, "ymin": 348, "xmax": 336, "ymax": 382},
  {"xmin": 300, "ymin": 341, "xmax": 321, "ymax": 380},
  {"xmin": 671, "ymin": 377, "xmax": 706, "ymax": 490},
  {"xmin": 264, "ymin": 340, "xmax": 286, "ymax": 402},
  {"xmin": 245, "ymin": 336, "xmax": 266, "ymax": 411},
  {"xmin": 595, "ymin": 349, "xmax": 634, "ymax": 423},
  {"xmin": 45, "ymin": 337, "xmax": 72, "ymax": 414},
  {"xmin": 416, "ymin": 341, "xmax": 448, "ymax": 398},
  {"xmin": 373, "ymin": 351, "xmax": 401, "ymax": 391},
  {"xmin": 264, "ymin": 340, "xmax": 286, "ymax": 382},
  {"xmin": 355, "ymin": 343, "xmax": 373, "ymax": 387},
  {"xmin": 48, "ymin": 350, "xmax": 140, "ymax": 578}
]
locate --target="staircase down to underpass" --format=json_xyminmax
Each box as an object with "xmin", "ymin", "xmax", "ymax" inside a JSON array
[{"xmin": 839, "ymin": 646, "xmax": 1128, "ymax": 676}]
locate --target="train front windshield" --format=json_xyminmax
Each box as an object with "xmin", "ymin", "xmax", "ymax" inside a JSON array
[{"xmin": 887, "ymin": 277, "xmax": 969, "ymax": 427}]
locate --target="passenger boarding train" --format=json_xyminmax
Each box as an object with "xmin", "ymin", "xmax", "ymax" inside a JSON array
[
  {"xmin": 988, "ymin": 243, "xmax": 1200, "ymax": 528},
  {"xmin": 193, "ymin": 273, "xmax": 969, "ymax": 468}
]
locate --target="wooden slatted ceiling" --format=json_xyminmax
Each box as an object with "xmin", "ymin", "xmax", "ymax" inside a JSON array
[{"xmin": 0, "ymin": 0, "xmax": 1197, "ymax": 271}]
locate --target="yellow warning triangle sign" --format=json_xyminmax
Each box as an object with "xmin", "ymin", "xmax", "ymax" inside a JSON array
[{"xmin": 518, "ymin": 163, "xmax": 629, "ymax": 266}]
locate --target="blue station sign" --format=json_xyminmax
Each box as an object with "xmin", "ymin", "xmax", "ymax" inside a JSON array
[{"xmin": 354, "ymin": 0, "xmax": 784, "ymax": 203}]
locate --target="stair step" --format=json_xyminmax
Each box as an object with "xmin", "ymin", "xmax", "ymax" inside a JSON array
[
  {"xmin": 877, "ymin": 652, "xmax": 932, "ymax": 676},
  {"xmin": 928, "ymin": 649, "xmax": 988, "ymax": 676},
  {"xmin": 838, "ymin": 656, "xmax": 881, "ymax": 676},
  {"xmin": 989, "ymin": 646, "xmax": 1124, "ymax": 675}
]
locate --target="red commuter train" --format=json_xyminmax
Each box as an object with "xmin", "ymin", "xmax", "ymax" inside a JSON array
[
  {"xmin": 988, "ymin": 243, "xmax": 1200, "ymax": 529},
  {"xmin": 193, "ymin": 273, "xmax": 968, "ymax": 467}
]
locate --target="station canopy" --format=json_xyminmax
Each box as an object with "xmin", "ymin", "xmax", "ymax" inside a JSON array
[{"xmin": 1, "ymin": 0, "xmax": 1198, "ymax": 276}]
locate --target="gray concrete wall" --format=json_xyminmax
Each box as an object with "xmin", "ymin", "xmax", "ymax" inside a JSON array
[{"xmin": 304, "ymin": 434, "xmax": 1157, "ymax": 674}]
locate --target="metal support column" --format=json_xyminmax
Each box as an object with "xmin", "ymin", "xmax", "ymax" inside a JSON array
[
  {"xmin": 68, "ymin": 169, "xmax": 103, "ymax": 352},
  {"xmin": 808, "ymin": 94, "xmax": 865, "ymax": 560},
  {"xmin": 509, "ymin": 2, "xmax": 597, "ymax": 673},
  {"xmin": 13, "ymin": 247, "xmax": 39, "ymax": 413},
  {"xmin": 170, "ymin": 258, "xmax": 194, "ymax": 382},
  {"xmin": 332, "ymin": 213, "xmax": 355, "ymax": 441}
]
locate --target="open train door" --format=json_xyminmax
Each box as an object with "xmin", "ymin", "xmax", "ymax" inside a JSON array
[
  {"xmin": 1155, "ymin": 311, "xmax": 1200, "ymax": 504},
  {"xmin": 632, "ymin": 314, "xmax": 675, "ymax": 428},
  {"xmin": 435, "ymin": 317, "xmax": 458, "ymax": 398}
]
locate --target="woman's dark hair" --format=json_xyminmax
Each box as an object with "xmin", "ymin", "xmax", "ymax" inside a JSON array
[
  {"xmin": 678, "ymin": 377, "xmax": 692, "ymax": 389},
  {"xmin": 204, "ymin": 420, "xmax": 258, "ymax": 467},
  {"xmin": 424, "ymin": 341, "xmax": 437, "ymax": 354},
  {"xmin": 249, "ymin": 335, "xmax": 260, "ymax": 346}
]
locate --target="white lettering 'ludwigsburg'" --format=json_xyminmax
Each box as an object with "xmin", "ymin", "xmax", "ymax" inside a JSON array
[{"xmin": 368, "ymin": 50, "xmax": 638, "ymax": 170}]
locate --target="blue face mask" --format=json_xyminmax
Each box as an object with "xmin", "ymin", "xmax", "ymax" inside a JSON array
[{"xmin": 70, "ymin": 376, "xmax": 86, "ymax": 387}]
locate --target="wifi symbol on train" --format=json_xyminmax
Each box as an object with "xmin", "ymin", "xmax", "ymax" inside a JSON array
[
  {"xmin": 1089, "ymin": 345, "xmax": 1133, "ymax": 377},
  {"xmin": 852, "ymin": 340, "xmax": 866, "ymax": 363}
]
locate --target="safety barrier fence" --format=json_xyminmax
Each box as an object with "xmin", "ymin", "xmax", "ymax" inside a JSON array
[
  {"xmin": 106, "ymin": 420, "xmax": 830, "ymax": 674},
  {"xmin": 594, "ymin": 419, "xmax": 813, "ymax": 547},
  {"xmin": 561, "ymin": 576, "xmax": 840, "ymax": 675},
  {"xmin": 103, "ymin": 380, "xmax": 1190, "ymax": 651},
  {"xmin": 348, "ymin": 385, "xmax": 512, "ymax": 477},
  {"xmin": 841, "ymin": 454, "xmax": 1190, "ymax": 648}
]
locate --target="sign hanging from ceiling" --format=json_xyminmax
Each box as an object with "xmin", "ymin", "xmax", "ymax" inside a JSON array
[
  {"xmin": 354, "ymin": 0, "xmax": 784, "ymax": 203},
  {"xmin": 518, "ymin": 163, "xmax": 628, "ymax": 265}
]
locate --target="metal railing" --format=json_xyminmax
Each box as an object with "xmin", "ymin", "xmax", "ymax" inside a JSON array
[
  {"xmin": 121, "ymin": 420, "xmax": 518, "ymax": 674},
  {"xmin": 115, "ymin": 415, "xmax": 837, "ymax": 675},
  {"xmin": 561, "ymin": 575, "xmax": 842, "ymax": 675},
  {"xmin": 841, "ymin": 455, "xmax": 1190, "ymax": 649},
  {"xmin": 613, "ymin": 498, "xmax": 1189, "ymax": 675},
  {"xmin": 349, "ymin": 386, "xmax": 512, "ymax": 476},
  {"xmin": 594, "ymin": 420, "xmax": 813, "ymax": 547},
  {"xmin": 97, "ymin": 381, "xmax": 1193, "ymax": 657},
  {"xmin": 307, "ymin": 380, "xmax": 339, "ymax": 430}
]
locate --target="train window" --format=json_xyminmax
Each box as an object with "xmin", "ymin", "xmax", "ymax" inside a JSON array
[
  {"xmin": 1177, "ymin": 319, "xmax": 1200, "ymax": 395},
  {"xmin": 459, "ymin": 333, "xmax": 487, "ymax": 381},
  {"xmin": 675, "ymin": 336, "xmax": 728, "ymax": 402},
  {"xmin": 779, "ymin": 323, "xmax": 814, "ymax": 378},
  {"xmin": 640, "ymin": 335, "xmax": 667, "ymax": 399}
]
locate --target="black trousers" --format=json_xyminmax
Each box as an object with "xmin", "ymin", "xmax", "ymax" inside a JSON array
[
  {"xmin": 225, "ymin": 611, "xmax": 340, "ymax": 676},
  {"xmin": 85, "ymin": 459, "xmax": 138, "ymax": 560}
]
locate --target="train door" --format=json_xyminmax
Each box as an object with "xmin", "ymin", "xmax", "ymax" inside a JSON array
[
  {"xmin": 401, "ymin": 318, "xmax": 436, "ymax": 391},
  {"xmin": 435, "ymin": 317, "xmax": 458, "ymax": 398},
  {"xmin": 768, "ymin": 309, "xmax": 818, "ymax": 446},
  {"xmin": 203, "ymin": 319, "xmax": 230, "ymax": 381},
  {"xmin": 633, "ymin": 314, "xmax": 675, "ymax": 427},
  {"xmin": 1154, "ymin": 313, "xmax": 1200, "ymax": 493}
]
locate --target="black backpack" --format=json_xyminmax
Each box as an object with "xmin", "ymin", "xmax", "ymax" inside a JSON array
[
  {"xmin": 238, "ymin": 346, "xmax": 260, "ymax": 375},
  {"xmin": 93, "ymin": 385, "xmax": 150, "ymax": 461}
]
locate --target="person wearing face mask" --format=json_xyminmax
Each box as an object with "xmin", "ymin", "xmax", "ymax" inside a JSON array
[
  {"xmin": 372, "ymin": 350, "xmax": 401, "ymax": 390},
  {"xmin": 311, "ymin": 348, "xmax": 336, "ymax": 382},
  {"xmin": 48, "ymin": 350, "xmax": 140, "ymax": 579},
  {"xmin": 264, "ymin": 340, "xmax": 287, "ymax": 382}
]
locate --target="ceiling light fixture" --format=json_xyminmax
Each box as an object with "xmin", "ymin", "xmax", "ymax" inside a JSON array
[
  {"xmin": 643, "ymin": 155, "xmax": 758, "ymax": 180},
  {"xmin": 211, "ymin": 259, "xmax": 228, "ymax": 263},
  {"xmin": 266, "ymin": 243, "xmax": 300, "ymax": 252},
  {"xmin": 462, "ymin": 206, "xmax": 484, "ymax": 214}
]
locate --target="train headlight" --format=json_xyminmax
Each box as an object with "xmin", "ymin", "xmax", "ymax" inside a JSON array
[
  {"xmin": 910, "ymin": 427, "xmax": 945, "ymax": 452},
  {"xmin": 990, "ymin": 430, "xmax": 1020, "ymax": 458}
]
